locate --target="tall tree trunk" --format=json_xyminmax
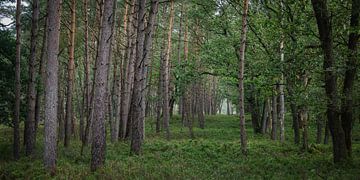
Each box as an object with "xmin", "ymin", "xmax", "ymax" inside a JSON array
[
  {"xmin": 44, "ymin": 0, "xmax": 61, "ymax": 174},
  {"xmin": 25, "ymin": 0, "xmax": 40, "ymax": 156},
  {"xmin": 279, "ymin": 40, "xmax": 286, "ymax": 143},
  {"xmin": 155, "ymin": 3, "xmax": 168, "ymax": 133},
  {"xmin": 130, "ymin": 0, "xmax": 159, "ymax": 154},
  {"xmin": 35, "ymin": 16, "xmax": 47, "ymax": 145},
  {"xmin": 162, "ymin": 0, "xmax": 175, "ymax": 140},
  {"xmin": 121, "ymin": 0, "xmax": 136, "ymax": 139},
  {"xmin": 341, "ymin": 0, "xmax": 359, "ymax": 158},
  {"xmin": 91, "ymin": 0, "xmax": 115, "ymax": 171},
  {"xmin": 237, "ymin": 0, "xmax": 249, "ymax": 155},
  {"xmin": 13, "ymin": 0, "xmax": 21, "ymax": 160},
  {"xmin": 80, "ymin": 0, "xmax": 89, "ymax": 143},
  {"xmin": 64, "ymin": 0, "xmax": 76, "ymax": 148},
  {"xmin": 312, "ymin": 0, "xmax": 348, "ymax": 163}
]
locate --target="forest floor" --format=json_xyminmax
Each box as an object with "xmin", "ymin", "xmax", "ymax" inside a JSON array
[{"xmin": 0, "ymin": 115, "xmax": 360, "ymax": 179}]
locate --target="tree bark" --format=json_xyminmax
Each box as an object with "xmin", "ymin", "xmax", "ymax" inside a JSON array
[
  {"xmin": 237, "ymin": 0, "xmax": 249, "ymax": 155},
  {"xmin": 44, "ymin": 0, "xmax": 61, "ymax": 174},
  {"xmin": 341, "ymin": 0, "xmax": 359, "ymax": 158},
  {"xmin": 121, "ymin": 0, "xmax": 136, "ymax": 139},
  {"xmin": 162, "ymin": 0, "xmax": 175, "ymax": 140},
  {"xmin": 130, "ymin": 0, "xmax": 159, "ymax": 154},
  {"xmin": 279, "ymin": 40, "xmax": 286, "ymax": 143},
  {"xmin": 25, "ymin": 0, "xmax": 40, "ymax": 156},
  {"xmin": 64, "ymin": 0, "xmax": 76, "ymax": 148},
  {"xmin": 311, "ymin": 0, "xmax": 348, "ymax": 163},
  {"xmin": 91, "ymin": 0, "xmax": 115, "ymax": 171},
  {"xmin": 13, "ymin": 0, "xmax": 21, "ymax": 160}
]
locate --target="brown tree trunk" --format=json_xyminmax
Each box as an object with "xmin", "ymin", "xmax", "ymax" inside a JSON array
[
  {"xmin": 237, "ymin": 0, "xmax": 249, "ymax": 155},
  {"xmin": 13, "ymin": 0, "xmax": 21, "ymax": 160},
  {"xmin": 25, "ymin": 0, "xmax": 40, "ymax": 156},
  {"xmin": 64, "ymin": 0, "xmax": 76, "ymax": 148},
  {"xmin": 44, "ymin": 0, "xmax": 61, "ymax": 174},
  {"xmin": 91, "ymin": 0, "xmax": 115, "ymax": 171},
  {"xmin": 341, "ymin": 0, "xmax": 359, "ymax": 158},
  {"xmin": 312, "ymin": 0, "xmax": 348, "ymax": 163}
]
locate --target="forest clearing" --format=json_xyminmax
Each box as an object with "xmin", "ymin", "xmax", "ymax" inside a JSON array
[{"xmin": 0, "ymin": 0, "xmax": 359, "ymax": 179}]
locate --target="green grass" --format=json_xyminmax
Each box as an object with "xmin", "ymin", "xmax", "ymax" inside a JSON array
[{"xmin": 1, "ymin": 115, "xmax": 359, "ymax": 179}]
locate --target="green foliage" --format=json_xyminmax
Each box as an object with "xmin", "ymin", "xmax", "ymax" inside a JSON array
[{"xmin": 1, "ymin": 115, "xmax": 359, "ymax": 179}]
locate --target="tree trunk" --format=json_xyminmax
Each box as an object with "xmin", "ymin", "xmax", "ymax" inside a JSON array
[
  {"xmin": 44, "ymin": 0, "xmax": 61, "ymax": 174},
  {"xmin": 34, "ymin": 16, "xmax": 47, "ymax": 146},
  {"xmin": 13, "ymin": 0, "xmax": 21, "ymax": 160},
  {"xmin": 64, "ymin": 0, "xmax": 76, "ymax": 148},
  {"xmin": 91, "ymin": 0, "xmax": 115, "ymax": 171},
  {"xmin": 271, "ymin": 93, "xmax": 277, "ymax": 140},
  {"xmin": 341, "ymin": 0, "xmax": 359, "ymax": 158},
  {"xmin": 248, "ymin": 84, "xmax": 260, "ymax": 133},
  {"xmin": 130, "ymin": 0, "xmax": 159, "ymax": 154},
  {"xmin": 261, "ymin": 99, "xmax": 269, "ymax": 134},
  {"xmin": 25, "ymin": 0, "xmax": 39, "ymax": 156},
  {"xmin": 162, "ymin": 0, "xmax": 175, "ymax": 140},
  {"xmin": 121, "ymin": 0, "xmax": 136, "ymax": 139},
  {"xmin": 237, "ymin": 0, "xmax": 249, "ymax": 155},
  {"xmin": 311, "ymin": 0, "xmax": 348, "ymax": 163},
  {"xmin": 279, "ymin": 41, "xmax": 286, "ymax": 143}
]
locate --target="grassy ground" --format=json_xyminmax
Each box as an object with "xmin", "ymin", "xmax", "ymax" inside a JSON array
[{"xmin": 0, "ymin": 115, "xmax": 359, "ymax": 179}]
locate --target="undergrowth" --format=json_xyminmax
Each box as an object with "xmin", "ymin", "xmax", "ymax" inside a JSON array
[{"xmin": 0, "ymin": 115, "xmax": 359, "ymax": 179}]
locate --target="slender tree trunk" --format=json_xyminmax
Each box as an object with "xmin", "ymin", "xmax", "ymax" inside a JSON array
[
  {"xmin": 237, "ymin": 0, "xmax": 249, "ymax": 155},
  {"xmin": 341, "ymin": 0, "xmax": 359, "ymax": 158},
  {"xmin": 80, "ymin": 0, "xmax": 89, "ymax": 143},
  {"xmin": 162, "ymin": 0, "xmax": 175, "ymax": 140},
  {"xmin": 261, "ymin": 99, "xmax": 269, "ymax": 134},
  {"xmin": 44, "ymin": 0, "xmax": 61, "ymax": 174},
  {"xmin": 64, "ymin": 0, "xmax": 76, "ymax": 148},
  {"xmin": 13, "ymin": 0, "xmax": 21, "ymax": 160},
  {"xmin": 279, "ymin": 40, "xmax": 286, "ymax": 143},
  {"xmin": 271, "ymin": 93, "xmax": 278, "ymax": 140},
  {"xmin": 35, "ymin": 16, "xmax": 47, "ymax": 145},
  {"xmin": 121, "ymin": 0, "xmax": 136, "ymax": 139},
  {"xmin": 81, "ymin": 0, "xmax": 90, "ymax": 148},
  {"xmin": 155, "ymin": 3, "xmax": 168, "ymax": 133},
  {"xmin": 25, "ymin": 0, "xmax": 40, "ymax": 156},
  {"xmin": 312, "ymin": 0, "xmax": 348, "ymax": 163},
  {"xmin": 91, "ymin": 0, "xmax": 115, "ymax": 171}
]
